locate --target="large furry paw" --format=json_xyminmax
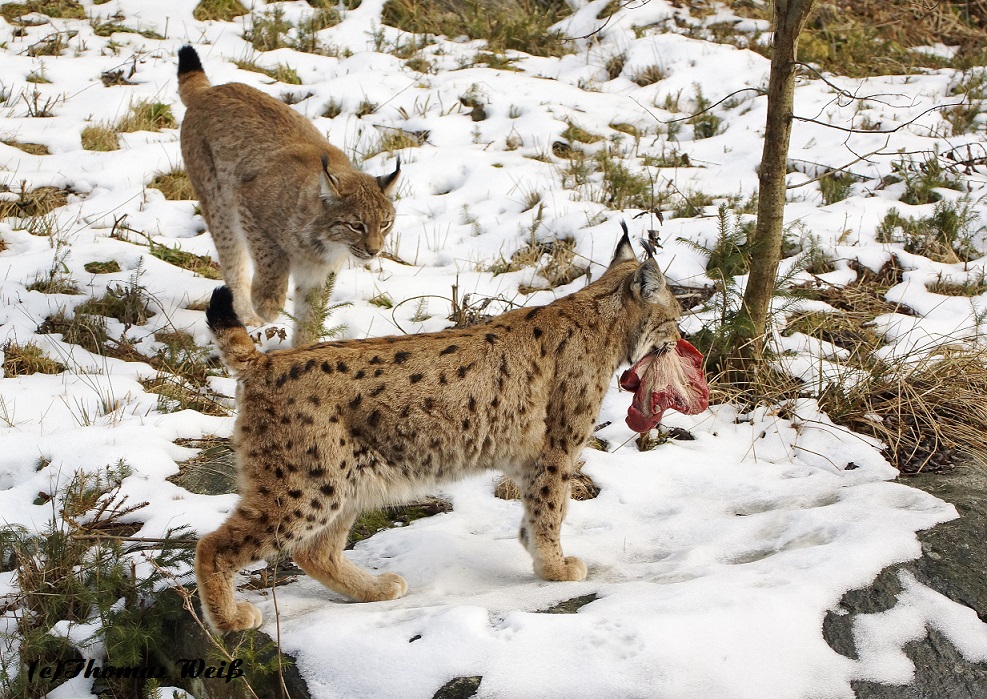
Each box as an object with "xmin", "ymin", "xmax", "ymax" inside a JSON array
[
  {"xmin": 357, "ymin": 572, "xmax": 408, "ymax": 602},
  {"xmin": 535, "ymin": 556, "xmax": 588, "ymax": 582},
  {"xmin": 208, "ymin": 601, "xmax": 263, "ymax": 634},
  {"xmin": 254, "ymin": 300, "xmax": 282, "ymax": 324}
]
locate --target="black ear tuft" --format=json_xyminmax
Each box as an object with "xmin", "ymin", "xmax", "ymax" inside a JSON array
[
  {"xmin": 205, "ymin": 286, "xmax": 242, "ymax": 332},
  {"xmin": 177, "ymin": 46, "xmax": 203, "ymax": 76},
  {"xmin": 377, "ymin": 155, "xmax": 401, "ymax": 194},
  {"xmin": 609, "ymin": 220, "xmax": 636, "ymax": 267}
]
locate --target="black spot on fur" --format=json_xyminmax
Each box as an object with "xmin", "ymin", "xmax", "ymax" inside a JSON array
[
  {"xmin": 410, "ymin": 373, "xmax": 423, "ymax": 383},
  {"xmin": 424, "ymin": 398, "xmax": 434, "ymax": 411},
  {"xmin": 349, "ymin": 394, "xmax": 363, "ymax": 409},
  {"xmin": 307, "ymin": 395, "xmax": 321, "ymax": 407},
  {"xmin": 394, "ymin": 351, "xmax": 411, "ymax": 364},
  {"xmin": 485, "ymin": 333, "xmax": 497, "ymax": 344},
  {"xmin": 310, "ymin": 499, "xmax": 323, "ymax": 510},
  {"xmin": 337, "ymin": 361, "xmax": 349, "ymax": 373},
  {"xmin": 309, "ymin": 467, "xmax": 326, "ymax": 477},
  {"xmin": 276, "ymin": 374, "xmax": 288, "ymax": 388},
  {"xmin": 371, "ymin": 385, "xmax": 385, "ymax": 397},
  {"xmin": 491, "ymin": 396, "xmax": 500, "ymax": 409},
  {"xmin": 439, "ymin": 372, "xmax": 448, "ymax": 385},
  {"xmin": 289, "ymin": 489, "xmax": 302, "ymax": 499},
  {"xmin": 468, "ymin": 397, "xmax": 476, "ymax": 412},
  {"xmin": 526, "ymin": 308, "xmax": 540, "ymax": 320},
  {"xmin": 320, "ymin": 483, "xmax": 335, "ymax": 496},
  {"xmin": 321, "ymin": 361, "xmax": 333, "ymax": 373},
  {"xmin": 370, "ymin": 355, "xmax": 383, "ymax": 364},
  {"xmin": 462, "ymin": 418, "xmax": 470, "ymax": 429},
  {"xmin": 289, "ymin": 365, "xmax": 301, "ymax": 380},
  {"xmin": 440, "ymin": 344, "xmax": 458, "ymax": 355},
  {"xmin": 533, "ymin": 327, "xmax": 543, "ymax": 338},
  {"xmin": 306, "ymin": 445, "xmax": 320, "ymax": 458},
  {"xmin": 374, "ymin": 368, "xmax": 384, "ymax": 377},
  {"xmin": 274, "ymin": 467, "xmax": 285, "ymax": 479},
  {"xmin": 457, "ymin": 365, "xmax": 469, "ymax": 379},
  {"xmin": 367, "ymin": 410, "xmax": 381, "ymax": 427},
  {"xmin": 547, "ymin": 465, "xmax": 558, "ymax": 473},
  {"xmin": 354, "ymin": 369, "xmax": 365, "ymax": 379}
]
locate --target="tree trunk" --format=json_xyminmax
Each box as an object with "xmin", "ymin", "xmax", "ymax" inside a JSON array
[{"xmin": 731, "ymin": 0, "xmax": 816, "ymax": 378}]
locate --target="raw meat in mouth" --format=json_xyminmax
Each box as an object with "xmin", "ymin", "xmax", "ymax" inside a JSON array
[{"xmin": 619, "ymin": 339, "xmax": 709, "ymax": 433}]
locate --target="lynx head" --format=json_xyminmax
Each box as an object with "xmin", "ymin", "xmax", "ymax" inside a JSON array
[
  {"xmin": 606, "ymin": 223, "xmax": 683, "ymax": 366},
  {"xmin": 312, "ymin": 154, "xmax": 400, "ymax": 261}
]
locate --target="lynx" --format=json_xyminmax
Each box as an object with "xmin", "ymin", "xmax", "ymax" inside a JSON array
[
  {"xmin": 177, "ymin": 46, "xmax": 400, "ymax": 346},
  {"xmin": 196, "ymin": 228, "xmax": 709, "ymax": 633}
]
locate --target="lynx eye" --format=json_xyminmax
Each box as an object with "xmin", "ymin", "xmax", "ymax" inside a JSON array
[
  {"xmin": 381, "ymin": 219, "xmax": 394, "ymax": 232},
  {"xmin": 345, "ymin": 221, "xmax": 367, "ymax": 234}
]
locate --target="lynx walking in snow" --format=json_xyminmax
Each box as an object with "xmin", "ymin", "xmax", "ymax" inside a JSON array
[
  {"xmin": 196, "ymin": 227, "xmax": 709, "ymax": 633},
  {"xmin": 177, "ymin": 46, "xmax": 400, "ymax": 346}
]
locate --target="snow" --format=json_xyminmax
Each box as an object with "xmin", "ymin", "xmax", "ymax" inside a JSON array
[{"xmin": 1, "ymin": 0, "xmax": 986, "ymax": 697}]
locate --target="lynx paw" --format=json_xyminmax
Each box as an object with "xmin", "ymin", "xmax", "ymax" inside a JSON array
[
  {"xmin": 254, "ymin": 301, "xmax": 282, "ymax": 324},
  {"xmin": 209, "ymin": 601, "xmax": 263, "ymax": 634},
  {"xmin": 536, "ymin": 556, "xmax": 588, "ymax": 582},
  {"xmin": 357, "ymin": 572, "xmax": 407, "ymax": 602}
]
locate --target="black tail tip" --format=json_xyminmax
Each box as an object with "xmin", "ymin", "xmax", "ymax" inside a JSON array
[
  {"xmin": 178, "ymin": 45, "xmax": 203, "ymax": 76},
  {"xmin": 205, "ymin": 286, "xmax": 241, "ymax": 332}
]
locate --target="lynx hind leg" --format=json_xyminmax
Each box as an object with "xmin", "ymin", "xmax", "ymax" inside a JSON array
[
  {"xmin": 518, "ymin": 457, "xmax": 587, "ymax": 582},
  {"xmin": 292, "ymin": 509, "xmax": 408, "ymax": 602},
  {"xmin": 195, "ymin": 509, "xmax": 274, "ymax": 633}
]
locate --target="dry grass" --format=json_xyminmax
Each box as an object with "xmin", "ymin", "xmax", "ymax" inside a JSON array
[
  {"xmin": 234, "ymin": 58, "xmax": 302, "ymax": 85},
  {"xmin": 2, "ymin": 139, "xmax": 49, "ymax": 155},
  {"xmin": 489, "ymin": 237, "xmax": 588, "ymax": 293},
  {"xmin": 820, "ymin": 347, "xmax": 987, "ymax": 474},
  {"xmin": 495, "ymin": 466, "xmax": 600, "ymax": 501},
  {"xmin": 381, "ymin": 0, "xmax": 572, "ymax": 57},
  {"xmin": 0, "ymin": 0, "xmax": 84, "ymax": 22},
  {"xmin": 0, "ymin": 183, "xmax": 69, "ymax": 218},
  {"xmin": 193, "ymin": 0, "xmax": 247, "ymax": 21},
  {"xmin": 80, "ymin": 123, "xmax": 119, "ymax": 151},
  {"xmin": 84, "ymin": 260, "xmax": 121, "ymax": 274},
  {"xmin": 147, "ymin": 168, "xmax": 195, "ymax": 200},
  {"xmin": 927, "ymin": 271, "xmax": 987, "ymax": 297},
  {"xmin": 2, "ymin": 340, "xmax": 65, "ymax": 376},
  {"xmin": 729, "ymin": 0, "xmax": 987, "ymax": 76},
  {"xmin": 115, "ymin": 100, "xmax": 176, "ymax": 133}
]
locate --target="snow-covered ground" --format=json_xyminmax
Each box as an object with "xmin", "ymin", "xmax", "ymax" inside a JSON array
[{"xmin": 1, "ymin": 1, "xmax": 986, "ymax": 697}]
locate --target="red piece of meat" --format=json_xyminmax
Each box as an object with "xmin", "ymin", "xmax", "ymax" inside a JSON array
[{"xmin": 619, "ymin": 339, "xmax": 709, "ymax": 433}]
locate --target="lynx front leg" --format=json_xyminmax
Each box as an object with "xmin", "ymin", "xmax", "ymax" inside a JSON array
[
  {"xmin": 293, "ymin": 509, "xmax": 408, "ymax": 602},
  {"xmin": 518, "ymin": 455, "xmax": 587, "ymax": 582},
  {"xmin": 248, "ymin": 236, "xmax": 290, "ymax": 323},
  {"xmin": 207, "ymin": 202, "xmax": 262, "ymax": 326}
]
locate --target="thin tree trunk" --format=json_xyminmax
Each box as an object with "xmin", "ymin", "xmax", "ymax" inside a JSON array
[{"xmin": 731, "ymin": 0, "xmax": 815, "ymax": 379}]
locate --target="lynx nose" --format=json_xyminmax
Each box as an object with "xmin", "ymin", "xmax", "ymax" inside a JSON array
[{"xmin": 364, "ymin": 243, "xmax": 382, "ymax": 258}]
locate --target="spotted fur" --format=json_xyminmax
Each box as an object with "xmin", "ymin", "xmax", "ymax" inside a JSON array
[{"xmin": 197, "ymin": 230, "xmax": 683, "ymax": 633}]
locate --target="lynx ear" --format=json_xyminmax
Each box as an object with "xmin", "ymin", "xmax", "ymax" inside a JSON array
[
  {"xmin": 609, "ymin": 221, "xmax": 636, "ymax": 268},
  {"xmin": 631, "ymin": 258, "xmax": 667, "ymax": 302},
  {"xmin": 320, "ymin": 154, "xmax": 341, "ymax": 200},
  {"xmin": 376, "ymin": 156, "xmax": 401, "ymax": 195}
]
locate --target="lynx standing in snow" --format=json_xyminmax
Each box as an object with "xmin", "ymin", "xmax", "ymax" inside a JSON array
[
  {"xmin": 196, "ymin": 226, "xmax": 709, "ymax": 633},
  {"xmin": 177, "ymin": 45, "xmax": 400, "ymax": 346}
]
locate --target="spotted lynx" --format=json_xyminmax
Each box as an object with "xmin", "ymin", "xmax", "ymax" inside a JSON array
[
  {"xmin": 196, "ymin": 228, "xmax": 708, "ymax": 633},
  {"xmin": 177, "ymin": 46, "xmax": 400, "ymax": 346}
]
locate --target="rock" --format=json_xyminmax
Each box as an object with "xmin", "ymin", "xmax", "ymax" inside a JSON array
[
  {"xmin": 432, "ymin": 675, "xmax": 482, "ymax": 699},
  {"xmin": 823, "ymin": 463, "xmax": 987, "ymax": 697}
]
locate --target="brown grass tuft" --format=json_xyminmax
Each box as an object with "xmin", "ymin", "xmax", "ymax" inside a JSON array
[
  {"xmin": 80, "ymin": 123, "xmax": 119, "ymax": 151},
  {"xmin": 2, "ymin": 340, "xmax": 65, "ymax": 376},
  {"xmin": 495, "ymin": 466, "xmax": 600, "ymax": 501},
  {"xmin": 147, "ymin": 168, "xmax": 195, "ymax": 201}
]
